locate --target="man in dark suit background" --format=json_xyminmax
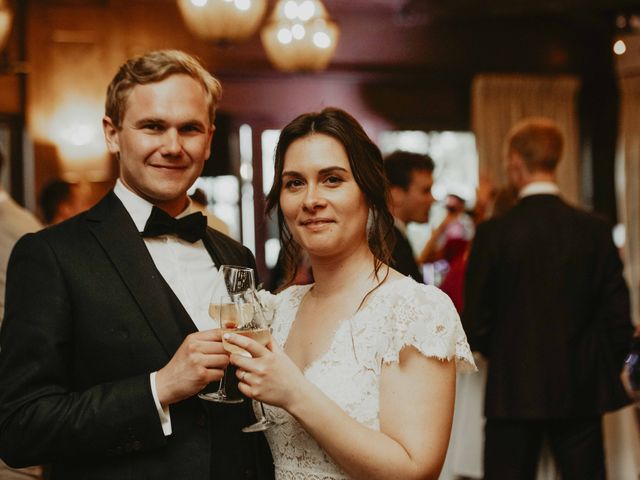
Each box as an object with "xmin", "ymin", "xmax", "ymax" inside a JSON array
[
  {"xmin": 463, "ymin": 117, "xmax": 633, "ymax": 479},
  {"xmin": 0, "ymin": 50, "xmax": 273, "ymax": 480},
  {"xmin": 384, "ymin": 151, "xmax": 435, "ymax": 282}
]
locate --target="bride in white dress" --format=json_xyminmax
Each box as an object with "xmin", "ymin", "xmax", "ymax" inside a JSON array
[{"xmin": 225, "ymin": 107, "xmax": 476, "ymax": 480}]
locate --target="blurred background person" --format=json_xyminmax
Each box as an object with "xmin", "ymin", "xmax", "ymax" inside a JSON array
[
  {"xmin": 417, "ymin": 187, "xmax": 475, "ymax": 312},
  {"xmin": 384, "ymin": 150, "xmax": 435, "ymax": 282},
  {"xmin": 417, "ymin": 189, "xmax": 474, "ymax": 266},
  {"xmin": 0, "ymin": 149, "xmax": 43, "ymax": 480},
  {"xmin": 38, "ymin": 179, "xmax": 93, "ymax": 226},
  {"xmin": 463, "ymin": 117, "xmax": 633, "ymax": 479}
]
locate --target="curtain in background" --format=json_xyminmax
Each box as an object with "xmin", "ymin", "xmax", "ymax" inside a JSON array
[
  {"xmin": 471, "ymin": 74, "xmax": 581, "ymax": 205},
  {"xmin": 617, "ymin": 76, "xmax": 640, "ymax": 328}
]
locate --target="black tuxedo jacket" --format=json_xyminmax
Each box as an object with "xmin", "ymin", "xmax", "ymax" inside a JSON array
[
  {"xmin": 0, "ymin": 192, "xmax": 274, "ymax": 480},
  {"xmin": 390, "ymin": 226, "xmax": 423, "ymax": 283},
  {"xmin": 463, "ymin": 194, "xmax": 633, "ymax": 419}
]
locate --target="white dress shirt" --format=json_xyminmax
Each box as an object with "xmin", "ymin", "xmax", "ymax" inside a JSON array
[
  {"xmin": 114, "ymin": 180, "xmax": 228, "ymax": 435},
  {"xmin": 519, "ymin": 181, "xmax": 560, "ymax": 199}
]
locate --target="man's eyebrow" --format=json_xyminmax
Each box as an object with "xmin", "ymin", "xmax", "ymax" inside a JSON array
[
  {"xmin": 132, "ymin": 118, "xmax": 208, "ymax": 128},
  {"xmin": 133, "ymin": 118, "xmax": 166, "ymax": 127}
]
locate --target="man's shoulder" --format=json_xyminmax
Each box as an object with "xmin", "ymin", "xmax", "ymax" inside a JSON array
[{"xmin": 554, "ymin": 200, "xmax": 613, "ymax": 234}]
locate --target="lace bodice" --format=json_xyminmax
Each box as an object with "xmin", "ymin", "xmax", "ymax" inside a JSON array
[{"xmin": 260, "ymin": 276, "xmax": 476, "ymax": 480}]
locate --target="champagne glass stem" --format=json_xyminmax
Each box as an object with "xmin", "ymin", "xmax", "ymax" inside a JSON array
[{"xmin": 242, "ymin": 400, "xmax": 276, "ymax": 433}]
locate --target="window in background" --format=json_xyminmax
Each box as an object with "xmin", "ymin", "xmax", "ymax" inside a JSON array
[
  {"xmin": 262, "ymin": 129, "xmax": 281, "ymax": 270},
  {"xmin": 191, "ymin": 175, "xmax": 240, "ymax": 240}
]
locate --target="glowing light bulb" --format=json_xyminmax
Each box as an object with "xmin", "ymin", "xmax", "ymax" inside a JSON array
[
  {"xmin": 313, "ymin": 31, "xmax": 331, "ymax": 48},
  {"xmin": 614, "ymin": 39, "xmax": 627, "ymax": 55},
  {"xmin": 291, "ymin": 23, "xmax": 305, "ymax": 40},
  {"xmin": 277, "ymin": 28, "xmax": 292, "ymax": 44},
  {"xmin": 235, "ymin": 0, "xmax": 251, "ymax": 10},
  {"xmin": 298, "ymin": 0, "xmax": 315, "ymax": 21},
  {"xmin": 283, "ymin": 0, "xmax": 298, "ymax": 20}
]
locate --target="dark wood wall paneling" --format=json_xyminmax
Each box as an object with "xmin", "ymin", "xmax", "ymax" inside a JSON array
[{"xmin": 0, "ymin": 0, "xmax": 629, "ymax": 255}]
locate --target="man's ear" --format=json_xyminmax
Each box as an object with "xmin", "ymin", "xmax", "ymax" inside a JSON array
[
  {"xmin": 102, "ymin": 116, "xmax": 120, "ymax": 155},
  {"xmin": 203, "ymin": 125, "xmax": 215, "ymax": 162},
  {"xmin": 388, "ymin": 185, "xmax": 405, "ymax": 207}
]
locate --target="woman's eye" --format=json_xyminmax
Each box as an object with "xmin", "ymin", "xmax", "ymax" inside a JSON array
[
  {"xmin": 284, "ymin": 179, "xmax": 304, "ymax": 189},
  {"xmin": 325, "ymin": 175, "xmax": 343, "ymax": 185}
]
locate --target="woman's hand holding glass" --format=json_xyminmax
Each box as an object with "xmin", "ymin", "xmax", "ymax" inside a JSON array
[{"xmin": 225, "ymin": 328, "xmax": 309, "ymax": 414}]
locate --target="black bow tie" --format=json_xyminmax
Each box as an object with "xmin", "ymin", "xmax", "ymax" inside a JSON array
[{"xmin": 141, "ymin": 206, "xmax": 207, "ymax": 243}]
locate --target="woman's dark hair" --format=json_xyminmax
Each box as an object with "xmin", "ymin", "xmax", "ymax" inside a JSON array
[{"xmin": 266, "ymin": 107, "xmax": 395, "ymax": 288}]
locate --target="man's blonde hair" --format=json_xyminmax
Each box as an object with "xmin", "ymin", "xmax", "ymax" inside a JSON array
[
  {"xmin": 105, "ymin": 49, "xmax": 222, "ymax": 128},
  {"xmin": 506, "ymin": 117, "xmax": 563, "ymax": 173}
]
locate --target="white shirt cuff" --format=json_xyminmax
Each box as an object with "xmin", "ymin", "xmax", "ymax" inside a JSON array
[{"xmin": 150, "ymin": 372, "xmax": 172, "ymax": 436}]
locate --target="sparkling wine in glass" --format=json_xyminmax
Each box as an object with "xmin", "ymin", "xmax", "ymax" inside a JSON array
[
  {"xmin": 198, "ymin": 295, "xmax": 244, "ymax": 404},
  {"xmin": 226, "ymin": 291, "xmax": 277, "ymax": 433}
]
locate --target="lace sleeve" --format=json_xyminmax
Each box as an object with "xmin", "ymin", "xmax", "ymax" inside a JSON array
[{"xmin": 381, "ymin": 284, "xmax": 476, "ymax": 373}]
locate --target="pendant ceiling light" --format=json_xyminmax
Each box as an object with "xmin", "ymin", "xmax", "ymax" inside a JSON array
[
  {"xmin": 0, "ymin": 0, "xmax": 12, "ymax": 51},
  {"xmin": 261, "ymin": 0, "xmax": 339, "ymax": 72},
  {"xmin": 177, "ymin": 0, "xmax": 268, "ymax": 44}
]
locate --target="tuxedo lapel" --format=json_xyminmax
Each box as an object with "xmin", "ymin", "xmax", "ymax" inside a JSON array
[
  {"xmin": 201, "ymin": 231, "xmax": 225, "ymax": 267},
  {"xmin": 85, "ymin": 192, "xmax": 186, "ymax": 357}
]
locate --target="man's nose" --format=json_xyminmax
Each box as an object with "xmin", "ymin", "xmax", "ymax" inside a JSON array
[{"xmin": 160, "ymin": 129, "xmax": 181, "ymax": 156}]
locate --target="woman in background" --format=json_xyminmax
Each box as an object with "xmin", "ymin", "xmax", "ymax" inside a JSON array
[{"xmin": 225, "ymin": 108, "xmax": 475, "ymax": 480}]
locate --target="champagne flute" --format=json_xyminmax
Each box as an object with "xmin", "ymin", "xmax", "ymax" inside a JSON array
[
  {"xmin": 198, "ymin": 266, "xmax": 255, "ymax": 403},
  {"xmin": 224, "ymin": 291, "xmax": 276, "ymax": 432},
  {"xmin": 220, "ymin": 265, "xmax": 255, "ymax": 295},
  {"xmin": 197, "ymin": 295, "xmax": 244, "ymax": 404}
]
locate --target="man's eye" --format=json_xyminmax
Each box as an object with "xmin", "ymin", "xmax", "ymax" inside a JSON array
[
  {"xmin": 143, "ymin": 124, "xmax": 163, "ymax": 131},
  {"xmin": 181, "ymin": 125, "xmax": 203, "ymax": 133}
]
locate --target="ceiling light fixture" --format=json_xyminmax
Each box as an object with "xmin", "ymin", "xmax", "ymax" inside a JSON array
[
  {"xmin": 261, "ymin": 0, "xmax": 339, "ymax": 72},
  {"xmin": 177, "ymin": 0, "xmax": 267, "ymax": 44}
]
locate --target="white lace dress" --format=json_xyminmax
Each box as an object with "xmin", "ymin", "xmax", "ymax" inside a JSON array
[{"xmin": 260, "ymin": 276, "xmax": 476, "ymax": 480}]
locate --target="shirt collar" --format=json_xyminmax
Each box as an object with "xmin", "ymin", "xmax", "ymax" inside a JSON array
[
  {"xmin": 519, "ymin": 181, "xmax": 560, "ymax": 199},
  {"xmin": 113, "ymin": 179, "xmax": 194, "ymax": 232},
  {"xmin": 394, "ymin": 217, "xmax": 407, "ymax": 236}
]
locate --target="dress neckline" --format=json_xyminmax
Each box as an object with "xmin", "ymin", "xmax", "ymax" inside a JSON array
[{"xmin": 283, "ymin": 275, "xmax": 415, "ymax": 374}]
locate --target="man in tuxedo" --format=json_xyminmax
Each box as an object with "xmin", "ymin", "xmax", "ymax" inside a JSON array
[
  {"xmin": 0, "ymin": 151, "xmax": 44, "ymax": 480},
  {"xmin": 463, "ymin": 117, "xmax": 633, "ymax": 479},
  {"xmin": 384, "ymin": 150, "xmax": 435, "ymax": 282},
  {"xmin": 0, "ymin": 50, "xmax": 273, "ymax": 479}
]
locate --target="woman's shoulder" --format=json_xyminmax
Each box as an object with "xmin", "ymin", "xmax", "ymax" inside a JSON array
[
  {"xmin": 372, "ymin": 276, "xmax": 476, "ymax": 372},
  {"xmin": 375, "ymin": 275, "xmax": 455, "ymax": 310}
]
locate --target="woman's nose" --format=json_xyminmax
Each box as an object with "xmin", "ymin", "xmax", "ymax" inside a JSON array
[{"xmin": 302, "ymin": 184, "xmax": 326, "ymax": 210}]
